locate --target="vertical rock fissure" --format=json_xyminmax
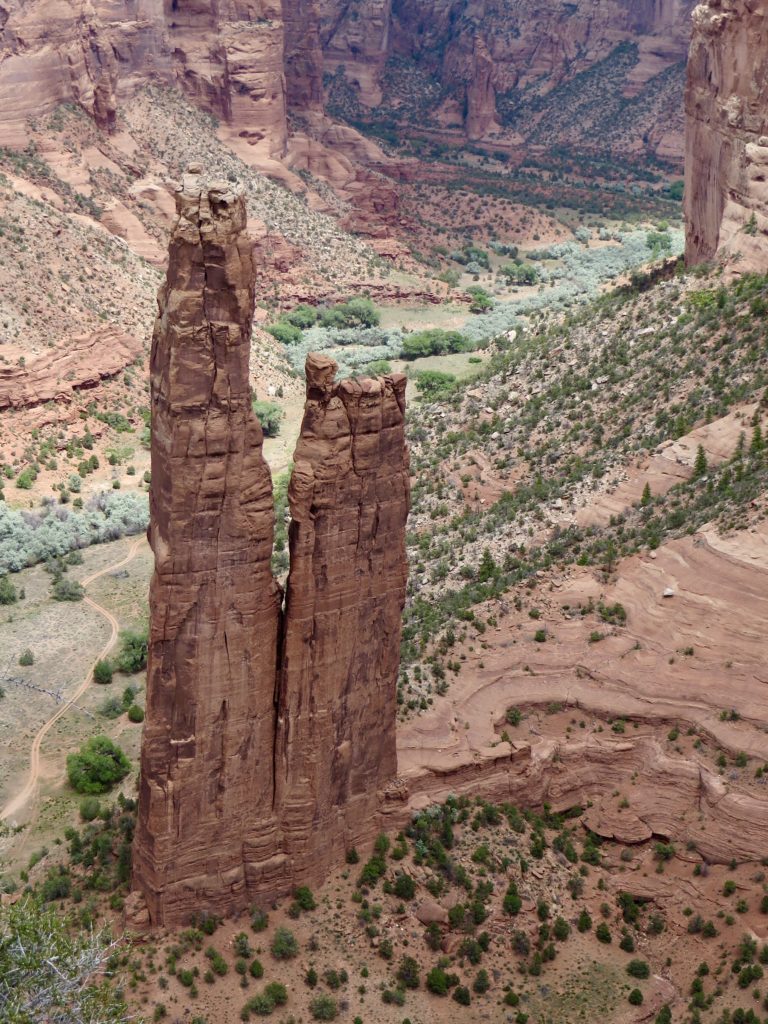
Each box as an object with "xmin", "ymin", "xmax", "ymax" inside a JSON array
[{"xmin": 131, "ymin": 174, "xmax": 409, "ymax": 927}]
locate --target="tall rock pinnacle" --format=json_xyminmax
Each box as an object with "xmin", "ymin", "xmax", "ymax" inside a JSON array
[
  {"xmin": 132, "ymin": 175, "xmax": 409, "ymax": 926},
  {"xmin": 132, "ymin": 172, "xmax": 282, "ymax": 924},
  {"xmin": 275, "ymin": 354, "xmax": 410, "ymax": 883}
]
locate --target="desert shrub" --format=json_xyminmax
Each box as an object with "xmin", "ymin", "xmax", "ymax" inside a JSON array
[
  {"xmin": 0, "ymin": 897, "xmax": 128, "ymax": 1019},
  {"xmin": 250, "ymin": 908, "xmax": 269, "ymax": 932},
  {"xmin": 18, "ymin": 648, "xmax": 34, "ymax": 666},
  {"xmin": 252, "ymin": 400, "xmax": 284, "ymax": 438},
  {"xmin": 264, "ymin": 982, "xmax": 287, "ymax": 1006},
  {"xmin": 52, "ymin": 579, "xmax": 84, "ymax": 602},
  {"xmin": 271, "ymin": 927, "xmax": 298, "ymax": 959},
  {"xmin": 127, "ymin": 704, "xmax": 145, "ymax": 723},
  {"xmin": 628, "ymin": 988, "xmax": 643, "ymax": 1006},
  {"xmin": 309, "ymin": 994, "xmax": 338, "ymax": 1020},
  {"xmin": 0, "ymin": 493, "xmax": 149, "ymax": 573},
  {"xmin": 79, "ymin": 797, "xmax": 101, "ymax": 821},
  {"xmin": 0, "ymin": 575, "xmax": 17, "ymax": 604},
  {"xmin": 362, "ymin": 359, "xmax": 392, "ymax": 375},
  {"xmin": 249, "ymin": 958, "xmax": 263, "ymax": 979},
  {"xmin": 98, "ymin": 696, "xmax": 124, "ymax": 720},
  {"xmin": 205, "ymin": 947, "xmax": 227, "ymax": 976},
  {"xmin": 93, "ymin": 660, "xmax": 113, "ymax": 685},
  {"xmin": 397, "ymin": 956, "xmax": 420, "ymax": 989},
  {"xmin": 66, "ymin": 736, "xmax": 130, "ymax": 794}
]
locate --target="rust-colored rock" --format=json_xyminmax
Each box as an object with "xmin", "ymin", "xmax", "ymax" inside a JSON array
[
  {"xmin": 274, "ymin": 353, "xmax": 410, "ymax": 885},
  {"xmin": 133, "ymin": 179, "xmax": 409, "ymax": 925},
  {"xmin": 685, "ymin": 0, "xmax": 768, "ymax": 271},
  {"xmin": 0, "ymin": 327, "xmax": 141, "ymax": 411},
  {"xmin": 131, "ymin": 173, "xmax": 282, "ymax": 925}
]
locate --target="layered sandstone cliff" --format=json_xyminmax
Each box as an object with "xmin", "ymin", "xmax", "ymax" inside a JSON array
[
  {"xmin": 0, "ymin": 0, "xmax": 293, "ymax": 154},
  {"xmin": 131, "ymin": 172, "xmax": 282, "ymax": 923},
  {"xmin": 133, "ymin": 175, "xmax": 409, "ymax": 925},
  {"xmin": 685, "ymin": 0, "xmax": 768, "ymax": 271}
]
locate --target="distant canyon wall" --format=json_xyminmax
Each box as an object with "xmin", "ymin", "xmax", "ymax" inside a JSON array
[
  {"xmin": 320, "ymin": 0, "xmax": 698, "ymax": 160},
  {"xmin": 685, "ymin": 0, "xmax": 768, "ymax": 272}
]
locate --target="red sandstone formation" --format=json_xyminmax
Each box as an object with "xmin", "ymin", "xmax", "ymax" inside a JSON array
[
  {"xmin": 132, "ymin": 176, "xmax": 409, "ymax": 926},
  {"xmin": 131, "ymin": 173, "xmax": 282, "ymax": 924},
  {"xmin": 0, "ymin": 327, "xmax": 141, "ymax": 411},
  {"xmin": 275, "ymin": 353, "xmax": 409, "ymax": 885},
  {"xmin": 685, "ymin": 0, "xmax": 768, "ymax": 271}
]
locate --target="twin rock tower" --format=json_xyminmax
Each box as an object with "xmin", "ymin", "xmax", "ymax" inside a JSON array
[{"xmin": 131, "ymin": 171, "xmax": 410, "ymax": 925}]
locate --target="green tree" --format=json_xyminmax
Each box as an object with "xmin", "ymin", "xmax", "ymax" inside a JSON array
[
  {"xmin": 750, "ymin": 423, "xmax": 764, "ymax": 455},
  {"xmin": 252, "ymin": 400, "xmax": 284, "ymax": 438},
  {"xmin": 115, "ymin": 628, "xmax": 148, "ymax": 673},
  {"xmin": 415, "ymin": 370, "xmax": 457, "ymax": 400},
  {"xmin": 640, "ymin": 482, "xmax": 652, "ymax": 507},
  {"xmin": 66, "ymin": 736, "xmax": 130, "ymax": 794},
  {"xmin": 426, "ymin": 966, "xmax": 449, "ymax": 996},
  {"xmin": 692, "ymin": 444, "xmax": 708, "ymax": 479}
]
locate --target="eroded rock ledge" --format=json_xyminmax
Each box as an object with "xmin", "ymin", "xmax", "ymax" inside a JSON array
[{"xmin": 132, "ymin": 174, "xmax": 410, "ymax": 925}]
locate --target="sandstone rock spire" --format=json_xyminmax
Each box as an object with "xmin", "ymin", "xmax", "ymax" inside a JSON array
[
  {"xmin": 131, "ymin": 172, "xmax": 281, "ymax": 925},
  {"xmin": 275, "ymin": 353, "xmax": 410, "ymax": 883},
  {"xmin": 132, "ymin": 178, "xmax": 409, "ymax": 926}
]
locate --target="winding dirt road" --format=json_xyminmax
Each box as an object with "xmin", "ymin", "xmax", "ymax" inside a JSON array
[{"xmin": 0, "ymin": 537, "xmax": 145, "ymax": 825}]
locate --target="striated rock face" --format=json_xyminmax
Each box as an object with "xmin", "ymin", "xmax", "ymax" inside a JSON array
[
  {"xmin": 0, "ymin": 0, "xmax": 293, "ymax": 154},
  {"xmin": 685, "ymin": 0, "xmax": 768, "ymax": 271},
  {"xmin": 133, "ymin": 178, "xmax": 409, "ymax": 925},
  {"xmin": 275, "ymin": 353, "xmax": 410, "ymax": 886},
  {"xmin": 0, "ymin": 327, "xmax": 141, "ymax": 411},
  {"xmin": 131, "ymin": 173, "xmax": 282, "ymax": 924},
  {"xmin": 321, "ymin": 0, "xmax": 697, "ymax": 159}
]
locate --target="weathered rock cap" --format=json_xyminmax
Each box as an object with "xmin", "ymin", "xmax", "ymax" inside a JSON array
[
  {"xmin": 304, "ymin": 351, "xmax": 407, "ymax": 406},
  {"xmin": 173, "ymin": 167, "xmax": 247, "ymax": 239}
]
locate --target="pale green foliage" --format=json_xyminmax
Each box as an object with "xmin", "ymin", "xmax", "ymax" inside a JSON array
[{"xmin": 0, "ymin": 897, "xmax": 128, "ymax": 1023}]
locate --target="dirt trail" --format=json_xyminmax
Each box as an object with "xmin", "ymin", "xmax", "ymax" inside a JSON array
[{"xmin": 0, "ymin": 537, "xmax": 145, "ymax": 825}]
